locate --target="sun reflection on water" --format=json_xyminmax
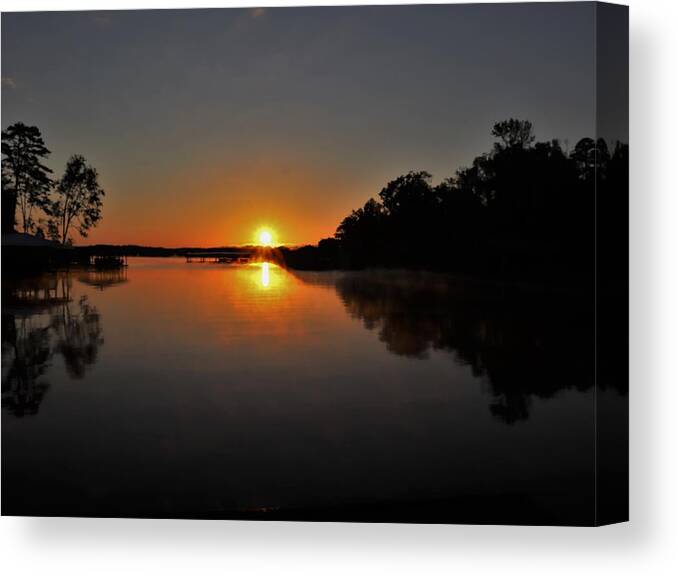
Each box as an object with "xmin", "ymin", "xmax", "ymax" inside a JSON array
[{"xmin": 239, "ymin": 261, "xmax": 289, "ymax": 295}]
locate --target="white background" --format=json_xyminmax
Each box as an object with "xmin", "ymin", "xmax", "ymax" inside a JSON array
[{"xmin": 1, "ymin": 1, "xmax": 676, "ymax": 574}]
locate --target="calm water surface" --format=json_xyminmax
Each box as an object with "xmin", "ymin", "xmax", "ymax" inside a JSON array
[{"xmin": 2, "ymin": 258, "xmax": 622, "ymax": 523}]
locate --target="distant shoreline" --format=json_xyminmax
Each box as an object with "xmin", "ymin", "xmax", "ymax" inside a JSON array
[{"xmin": 2, "ymin": 239, "xmax": 587, "ymax": 293}]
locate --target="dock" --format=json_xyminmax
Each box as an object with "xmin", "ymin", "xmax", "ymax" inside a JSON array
[
  {"xmin": 185, "ymin": 251, "xmax": 254, "ymax": 264},
  {"xmin": 89, "ymin": 254, "xmax": 128, "ymax": 269}
]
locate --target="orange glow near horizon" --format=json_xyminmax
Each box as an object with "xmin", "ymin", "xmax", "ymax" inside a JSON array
[{"xmin": 75, "ymin": 154, "xmax": 381, "ymax": 248}]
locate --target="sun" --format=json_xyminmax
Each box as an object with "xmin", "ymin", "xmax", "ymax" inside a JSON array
[{"xmin": 257, "ymin": 228, "xmax": 274, "ymax": 246}]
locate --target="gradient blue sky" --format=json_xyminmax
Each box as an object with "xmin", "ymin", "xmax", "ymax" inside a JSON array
[{"xmin": 2, "ymin": 4, "xmax": 605, "ymax": 246}]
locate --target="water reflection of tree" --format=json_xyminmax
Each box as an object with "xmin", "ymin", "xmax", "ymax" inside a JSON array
[
  {"xmin": 1, "ymin": 313, "xmax": 51, "ymax": 417},
  {"xmin": 50, "ymin": 296, "xmax": 103, "ymax": 379},
  {"xmin": 1, "ymin": 273, "xmax": 104, "ymax": 417},
  {"xmin": 334, "ymin": 272, "xmax": 607, "ymax": 424}
]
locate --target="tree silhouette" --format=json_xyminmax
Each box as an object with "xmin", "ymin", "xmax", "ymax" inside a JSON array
[
  {"xmin": 48, "ymin": 155, "xmax": 104, "ymax": 245},
  {"xmin": 1, "ymin": 122, "xmax": 53, "ymax": 234},
  {"xmin": 378, "ymin": 172, "xmax": 438, "ymax": 265},
  {"xmin": 302, "ymin": 119, "xmax": 629, "ymax": 284},
  {"xmin": 336, "ymin": 198, "xmax": 387, "ymax": 268},
  {"xmin": 490, "ymin": 118, "xmax": 535, "ymax": 150}
]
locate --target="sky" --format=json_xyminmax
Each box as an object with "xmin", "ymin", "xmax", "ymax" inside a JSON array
[{"xmin": 1, "ymin": 4, "xmax": 610, "ymax": 247}]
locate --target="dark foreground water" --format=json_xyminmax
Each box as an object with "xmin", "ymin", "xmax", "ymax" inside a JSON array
[{"xmin": 2, "ymin": 258, "xmax": 624, "ymax": 524}]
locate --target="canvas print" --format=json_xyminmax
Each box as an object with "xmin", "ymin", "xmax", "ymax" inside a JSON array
[{"xmin": 1, "ymin": 3, "xmax": 628, "ymax": 525}]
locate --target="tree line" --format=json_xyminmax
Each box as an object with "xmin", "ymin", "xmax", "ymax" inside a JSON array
[
  {"xmin": 284, "ymin": 119, "xmax": 628, "ymax": 284},
  {"xmin": 2, "ymin": 122, "xmax": 104, "ymax": 245}
]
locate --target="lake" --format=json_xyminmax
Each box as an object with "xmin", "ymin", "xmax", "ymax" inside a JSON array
[{"xmin": 2, "ymin": 258, "xmax": 623, "ymax": 524}]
